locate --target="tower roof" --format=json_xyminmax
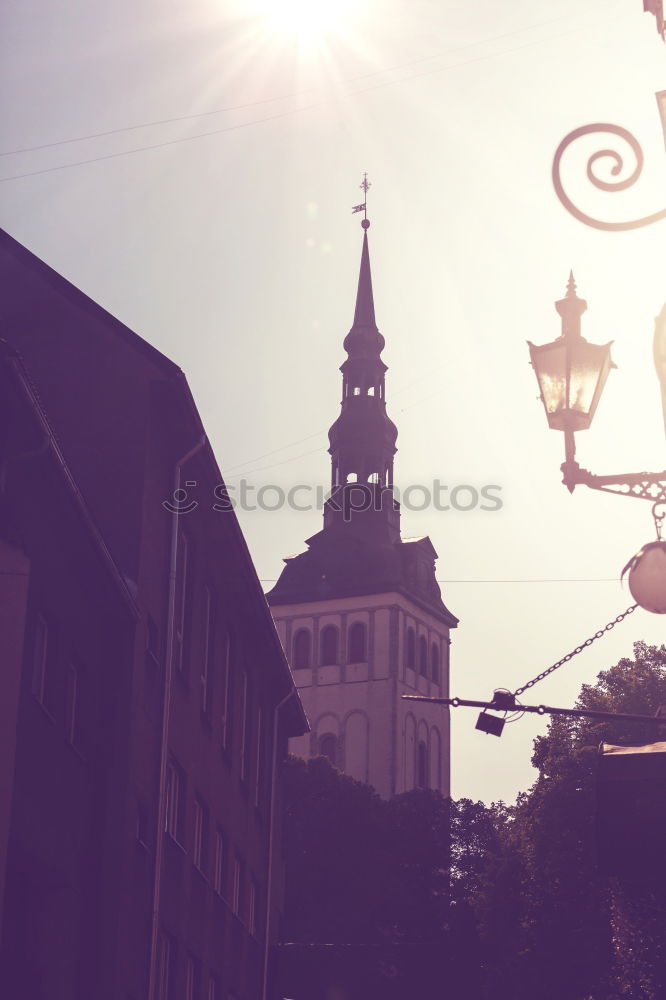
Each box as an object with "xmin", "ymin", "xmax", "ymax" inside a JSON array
[
  {"xmin": 353, "ymin": 231, "xmax": 376, "ymax": 328},
  {"xmin": 343, "ymin": 230, "xmax": 385, "ymax": 358}
]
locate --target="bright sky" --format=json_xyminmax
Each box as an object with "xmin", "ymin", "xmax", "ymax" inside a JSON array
[{"xmin": 1, "ymin": 0, "xmax": 665, "ymax": 804}]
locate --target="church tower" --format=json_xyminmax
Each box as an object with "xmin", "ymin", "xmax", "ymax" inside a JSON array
[{"xmin": 267, "ymin": 190, "xmax": 457, "ymax": 798}]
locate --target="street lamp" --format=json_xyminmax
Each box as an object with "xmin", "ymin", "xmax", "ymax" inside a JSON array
[
  {"xmin": 528, "ymin": 276, "xmax": 666, "ymax": 613},
  {"xmin": 528, "ymin": 273, "xmax": 615, "ymax": 485},
  {"xmin": 528, "ymin": 275, "xmax": 666, "ymax": 505}
]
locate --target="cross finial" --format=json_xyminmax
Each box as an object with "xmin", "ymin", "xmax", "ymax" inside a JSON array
[{"xmin": 352, "ymin": 173, "xmax": 371, "ymax": 229}]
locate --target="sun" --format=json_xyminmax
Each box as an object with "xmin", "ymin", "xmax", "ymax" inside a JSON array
[{"xmin": 250, "ymin": 0, "xmax": 358, "ymax": 43}]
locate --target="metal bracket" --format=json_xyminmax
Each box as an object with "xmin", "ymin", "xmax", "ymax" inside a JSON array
[{"xmin": 561, "ymin": 461, "xmax": 666, "ymax": 502}]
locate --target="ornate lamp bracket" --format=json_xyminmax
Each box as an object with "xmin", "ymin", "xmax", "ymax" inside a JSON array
[
  {"xmin": 561, "ymin": 462, "xmax": 666, "ymax": 503},
  {"xmin": 552, "ymin": 94, "xmax": 666, "ymax": 232}
]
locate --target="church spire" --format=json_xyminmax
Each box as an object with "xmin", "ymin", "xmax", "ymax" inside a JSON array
[
  {"xmin": 324, "ymin": 178, "xmax": 399, "ymax": 540},
  {"xmin": 343, "ymin": 175, "xmax": 384, "ymax": 362},
  {"xmin": 351, "ymin": 173, "xmax": 375, "ymax": 328},
  {"xmin": 353, "ymin": 231, "xmax": 376, "ymax": 328}
]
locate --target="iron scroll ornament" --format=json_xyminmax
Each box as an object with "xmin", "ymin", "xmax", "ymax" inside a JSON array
[{"xmin": 552, "ymin": 122, "xmax": 666, "ymax": 232}]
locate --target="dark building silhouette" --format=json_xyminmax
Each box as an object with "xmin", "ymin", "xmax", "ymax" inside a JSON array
[
  {"xmin": 0, "ymin": 229, "xmax": 307, "ymax": 1000},
  {"xmin": 0, "ymin": 342, "xmax": 139, "ymax": 999},
  {"xmin": 267, "ymin": 221, "xmax": 457, "ymax": 798}
]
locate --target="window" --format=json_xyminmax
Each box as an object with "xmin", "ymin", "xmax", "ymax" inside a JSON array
[
  {"xmin": 292, "ymin": 629, "xmax": 311, "ymax": 670},
  {"xmin": 201, "ymin": 587, "xmax": 214, "ymax": 715},
  {"xmin": 431, "ymin": 643, "xmax": 440, "ymax": 684},
  {"xmin": 348, "ymin": 622, "xmax": 366, "ymax": 663},
  {"xmin": 157, "ymin": 932, "xmax": 173, "ymax": 1000},
  {"xmin": 419, "ymin": 636, "xmax": 428, "ymax": 677},
  {"xmin": 417, "ymin": 740, "xmax": 428, "ymax": 789},
  {"xmin": 320, "ymin": 625, "xmax": 339, "ymax": 666},
  {"xmin": 31, "ymin": 614, "xmax": 48, "ymax": 703},
  {"xmin": 254, "ymin": 706, "xmax": 264, "ymax": 808},
  {"xmin": 249, "ymin": 879, "xmax": 258, "ymax": 936},
  {"xmin": 353, "ymin": 386, "xmax": 361, "ymax": 396},
  {"xmin": 174, "ymin": 532, "xmax": 190, "ymax": 674},
  {"xmin": 406, "ymin": 627, "xmax": 416, "ymax": 671},
  {"xmin": 66, "ymin": 663, "xmax": 78, "ymax": 745},
  {"xmin": 232, "ymin": 856, "xmax": 245, "ymax": 918},
  {"xmin": 193, "ymin": 797, "xmax": 208, "ymax": 873},
  {"xmin": 221, "ymin": 630, "xmax": 233, "ymax": 753},
  {"xmin": 214, "ymin": 829, "xmax": 227, "ymax": 896},
  {"xmin": 240, "ymin": 673, "xmax": 252, "ymax": 783},
  {"xmin": 318, "ymin": 733, "xmax": 337, "ymax": 766},
  {"xmin": 165, "ymin": 760, "xmax": 184, "ymax": 843}
]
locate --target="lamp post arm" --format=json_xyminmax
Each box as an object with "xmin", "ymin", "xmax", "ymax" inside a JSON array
[{"xmin": 560, "ymin": 460, "xmax": 666, "ymax": 503}]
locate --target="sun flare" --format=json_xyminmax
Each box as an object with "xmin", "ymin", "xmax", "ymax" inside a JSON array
[{"xmin": 250, "ymin": 0, "xmax": 358, "ymax": 43}]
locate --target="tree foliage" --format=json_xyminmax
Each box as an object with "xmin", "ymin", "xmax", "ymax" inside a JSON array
[
  {"xmin": 476, "ymin": 641, "xmax": 666, "ymax": 1000},
  {"xmin": 281, "ymin": 755, "xmax": 452, "ymax": 945},
  {"xmin": 280, "ymin": 643, "xmax": 666, "ymax": 1000}
]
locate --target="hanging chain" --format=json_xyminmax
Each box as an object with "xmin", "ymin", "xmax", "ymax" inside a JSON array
[
  {"xmin": 653, "ymin": 501, "xmax": 665, "ymax": 540},
  {"xmin": 513, "ymin": 604, "xmax": 638, "ymax": 697}
]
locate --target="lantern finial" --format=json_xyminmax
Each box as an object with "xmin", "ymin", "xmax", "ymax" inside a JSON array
[{"xmin": 556, "ymin": 271, "xmax": 587, "ymax": 336}]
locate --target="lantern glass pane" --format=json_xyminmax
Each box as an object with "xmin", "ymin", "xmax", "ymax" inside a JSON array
[
  {"xmin": 530, "ymin": 337, "xmax": 614, "ymax": 431},
  {"xmin": 531, "ymin": 341, "xmax": 567, "ymax": 419},
  {"xmin": 569, "ymin": 344, "xmax": 604, "ymax": 417},
  {"xmin": 587, "ymin": 350, "xmax": 614, "ymax": 424}
]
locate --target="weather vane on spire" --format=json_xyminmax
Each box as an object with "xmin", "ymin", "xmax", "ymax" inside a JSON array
[{"xmin": 352, "ymin": 172, "xmax": 371, "ymax": 229}]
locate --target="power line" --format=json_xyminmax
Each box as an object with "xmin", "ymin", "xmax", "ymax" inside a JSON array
[
  {"xmin": 222, "ymin": 370, "xmax": 446, "ymax": 474},
  {"xmin": 221, "ymin": 359, "xmax": 458, "ymax": 475},
  {"xmin": 224, "ymin": 445, "xmax": 324, "ymax": 479},
  {"xmin": 0, "ymin": 12, "xmax": 629, "ymax": 184},
  {"xmin": 223, "ymin": 429, "xmax": 326, "ymax": 473},
  {"xmin": 1, "ymin": 5, "xmax": 613, "ymax": 162},
  {"xmin": 0, "ymin": 11, "xmax": 574, "ymax": 159}
]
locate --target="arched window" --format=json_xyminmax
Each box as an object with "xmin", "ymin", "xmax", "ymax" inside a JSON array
[
  {"xmin": 417, "ymin": 740, "xmax": 428, "ymax": 789},
  {"xmin": 419, "ymin": 636, "xmax": 428, "ymax": 677},
  {"xmin": 406, "ymin": 627, "xmax": 416, "ymax": 671},
  {"xmin": 348, "ymin": 622, "xmax": 366, "ymax": 663},
  {"xmin": 292, "ymin": 629, "xmax": 311, "ymax": 670},
  {"xmin": 320, "ymin": 625, "xmax": 339, "ymax": 666},
  {"xmin": 319, "ymin": 734, "xmax": 337, "ymax": 766},
  {"xmin": 431, "ymin": 643, "xmax": 440, "ymax": 684}
]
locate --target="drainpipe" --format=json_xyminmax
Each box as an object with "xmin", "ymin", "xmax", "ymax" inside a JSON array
[
  {"xmin": 147, "ymin": 434, "xmax": 206, "ymax": 1000},
  {"xmin": 262, "ymin": 686, "xmax": 297, "ymax": 1000}
]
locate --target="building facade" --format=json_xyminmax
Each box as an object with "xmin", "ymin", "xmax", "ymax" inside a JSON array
[
  {"xmin": 268, "ymin": 221, "xmax": 457, "ymax": 799},
  {"xmin": 0, "ymin": 229, "xmax": 307, "ymax": 1000},
  {"xmin": 0, "ymin": 342, "xmax": 138, "ymax": 999}
]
